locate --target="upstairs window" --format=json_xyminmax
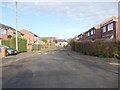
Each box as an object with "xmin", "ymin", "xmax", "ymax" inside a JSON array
[
  {"xmin": 108, "ymin": 23, "xmax": 113, "ymax": 31},
  {"xmin": 94, "ymin": 29, "xmax": 96, "ymax": 34},
  {"xmin": 103, "ymin": 26, "xmax": 106, "ymax": 33},
  {"xmin": 34, "ymin": 36, "xmax": 37, "ymax": 40},
  {"xmin": 0, "ymin": 29, "xmax": 6, "ymax": 34},
  {"xmin": 91, "ymin": 30, "xmax": 94, "ymax": 35},
  {"xmin": 87, "ymin": 32, "xmax": 90, "ymax": 37}
]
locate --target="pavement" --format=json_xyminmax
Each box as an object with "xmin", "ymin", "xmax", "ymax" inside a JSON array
[{"xmin": 1, "ymin": 48, "xmax": 119, "ymax": 88}]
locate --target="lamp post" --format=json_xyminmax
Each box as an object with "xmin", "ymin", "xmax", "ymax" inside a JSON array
[{"xmin": 16, "ymin": 0, "xmax": 18, "ymax": 50}]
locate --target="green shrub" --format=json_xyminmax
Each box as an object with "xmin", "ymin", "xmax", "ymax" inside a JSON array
[
  {"xmin": 32, "ymin": 44, "xmax": 44, "ymax": 51},
  {"xmin": 70, "ymin": 40, "xmax": 120, "ymax": 59},
  {"xmin": 2, "ymin": 37, "xmax": 27, "ymax": 53}
]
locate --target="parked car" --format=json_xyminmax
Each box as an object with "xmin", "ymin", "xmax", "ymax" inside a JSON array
[{"xmin": 0, "ymin": 45, "xmax": 18, "ymax": 56}]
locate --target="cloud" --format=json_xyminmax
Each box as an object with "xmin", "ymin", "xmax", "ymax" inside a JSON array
[
  {"xmin": 1, "ymin": 0, "xmax": 120, "ymax": 2},
  {"xmin": 18, "ymin": 2, "xmax": 117, "ymax": 21},
  {"xmin": 1, "ymin": 1, "xmax": 118, "ymax": 26}
]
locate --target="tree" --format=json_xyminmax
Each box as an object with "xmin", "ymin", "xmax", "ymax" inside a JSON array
[{"xmin": 41, "ymin": 38, "xmax": 47, "ymax": 43}]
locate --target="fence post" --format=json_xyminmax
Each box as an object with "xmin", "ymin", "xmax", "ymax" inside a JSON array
[{"xmin": 1, "ymin": 48, "xmax": 6, "ymax": 58}]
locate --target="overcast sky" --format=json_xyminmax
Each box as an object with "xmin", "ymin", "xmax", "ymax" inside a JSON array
[{"xmin": 0, "ymin": 0, "xmax": 118, "ymax": 39}]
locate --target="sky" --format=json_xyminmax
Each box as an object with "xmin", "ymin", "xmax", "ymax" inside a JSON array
[{"xmin": 0, "ymin": 0, "xmax": 118, "ymax": 39}]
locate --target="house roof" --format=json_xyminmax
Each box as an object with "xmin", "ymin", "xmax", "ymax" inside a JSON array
[
  {"xmin": 100, "ymin": 16, "xmax": 118, "ymax": 27},
  {"xmin": 0, "ymin": 23, "xmax": 16, "ymax": 31},
  {"xmin": 78, "ymin": 34, "xmax": 82, "ymax": 37},
  {"xmin": 0, "ymin": 23, "xmax": 24, "ymax": 35},
  {"xmin": 29, "ymin": 31, "xmax": 38, "ymax": 37},
  {"xmin": 21, "ymin": 29, "xmax": 39, "ymax": 37},
  {"xmin": 95, "ymin": 24, "xmax": 100, "ymax": 29},
  {"xmin": 84, "ymin": 27, "xmax": 95, "ymax": 34},
  {"xmin": 77, "ymin": 16, "xmax": 118, "ymax": 37}
]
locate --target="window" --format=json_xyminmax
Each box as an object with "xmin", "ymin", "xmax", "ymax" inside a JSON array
[
  {"xmin": 91, "ymin": 30, "xmax": 94, "ymax": 35},
  {"xmin": 87, "ymin": 32, "xmax": 90, "ymax": 36},
  {"xmin": 94, "ymin": 29, "xmax": 96, "ymax": 34},
  {"xmin": 108, "ymin": 23, "xmax": 113, "ymax": 31},
  {"xmin": 34, "ymin": 36, "xmax": 37, "ymax": 40},
  {"xmin": 103, "ymin": 26, "xmax": 106, "ymax": 33},
  {"xmin": 78, "ymin": 35, "xmax": 82, "ymax": 38},
  {"xmin": 0, "ymin": 29, "xmax": 6, "ymax": 34}
]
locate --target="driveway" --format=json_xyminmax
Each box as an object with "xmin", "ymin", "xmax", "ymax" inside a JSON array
[{"xmin": 2, "ymin": 48, "xmax": 119, "ymax": 88}]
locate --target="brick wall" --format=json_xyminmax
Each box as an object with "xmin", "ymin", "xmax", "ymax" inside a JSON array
[
  {"xmin": 116, "ymin": 17, "xmax": 120, "ymax": 41},
  {"xmin": 101, "ymin": 21, "xmax": 116, "ymax": 39},
  {"xmin": 20, "ymin": 29, "xmax": 35, "ymax": 50},
  {"xmin": 0, "ymin": 34, "xmax": 7, "ymax": 40}
]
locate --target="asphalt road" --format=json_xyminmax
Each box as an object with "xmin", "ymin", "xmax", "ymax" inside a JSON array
[{"xmin": 2, "ymin": 48, "xmax": 119, "ymax": 88}]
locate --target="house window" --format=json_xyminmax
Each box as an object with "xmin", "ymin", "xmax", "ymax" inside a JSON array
[
  {"xmin": 80, "ymin": 35, "xmax": 82, "ymax": 38},
  {"xmin": 0, "ymin": 29, "xmax": 6, "ymax": 34},
  {"xmin": 94, "ymin": 29, "xmax": 96, "ymax": 34},
  {"xmin": 103, "ymin": 26, "xmax": 106, "ymax": 33},
  {"xmin": 87, "ymin": 32, "xmax": 90, "ymax": 37},
  {"xmin": 108, "ymin": 23, "xmax": 113, "ymax": 31},
  {"xmin": 34, "ymin": 36, "xmax": 37, "ymax": 40},
  {"xmin": 91, "ymin": 30, "xmax": 94, "ymax": 35}
]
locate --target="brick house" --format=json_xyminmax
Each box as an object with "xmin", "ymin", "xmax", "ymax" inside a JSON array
[
  {"xmin": 78, "ymin": 34, "xmax": 83, "ymax": 40},
  {"xmin": 117, "ymin": 16, "xmax": 120, "ymax": 41},
  {"xmin": 84, "ymin": 27, "xmax": 96, "ymax": 41},
  {"xmin": 0, "ymin": 23, "xmax": 24, "ymax": 40},
  {"xmin": 77, "ymin": 16, "xmax": 119, "ymax": 41},
  {"xmin": 100, "ymin": 16, "xmax": 118, "ymax": 41},
  {"xmin": 78, "ymin": 25, "xmax": 101, "ymax": 41},
  {"xmin": 78, "ymin": 32, "xmax": 86, "ymax": 41},
  {"xmin": 20, "ymin": 29, "xmax": 40, "ymax": 50}
]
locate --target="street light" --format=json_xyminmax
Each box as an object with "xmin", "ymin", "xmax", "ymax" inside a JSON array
[{"xmin": 16, "ymin": 0, "xmax": 18, "ymax": 50}]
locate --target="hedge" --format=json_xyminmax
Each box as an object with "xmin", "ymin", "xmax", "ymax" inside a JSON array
[
  {"xmin": 70, "ymin": 40, "xmax": 120, "ymax": 59},
  {"xmin": 32, "ymin": 44, "xmax": 43, "ymax": 51},
  {"xmin": 32, "ymin": 42, "xmax": 56, "ymax": 51},
  {"xmin": 2, "ymin": 37, "xmax": 27, "ymax": 53}
]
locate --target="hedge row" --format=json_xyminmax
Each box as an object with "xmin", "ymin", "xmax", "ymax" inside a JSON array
[
  {"xmin": 70, "ymin": 40, "xmax": 120, "ymax": 59},
  {"xmin": 2, "ymin": 37, "xmax": 27, "ymax": 53},
  {"xmin": 32, "ymin": 42, "xmax": 56, "ymax": 51},
  {"xmin": 32, "ymin": 44, "xmax": 44, "ymax": 51}
]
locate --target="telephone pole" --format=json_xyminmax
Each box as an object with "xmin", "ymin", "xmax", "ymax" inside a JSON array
[{"xmin": 16, "ymin": 0, "xmax": 18, "ymax": 50}]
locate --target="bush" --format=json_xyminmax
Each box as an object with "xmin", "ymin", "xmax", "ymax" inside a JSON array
[
  {"xmin": 2, "ymin": 37, "xmax": 27, "ymax": 53},
  {"xmin": 32, "ymin": 44, "xmax": 43, "ymax": 51},
  {"xmin": 70, "ymin": 40, "xmax": 120, "ymax": 59}
]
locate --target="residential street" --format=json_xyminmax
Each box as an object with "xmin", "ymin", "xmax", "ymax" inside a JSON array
[{"xmin": 2, "ymin": 48, "xmax": 119, "ymax": 88}]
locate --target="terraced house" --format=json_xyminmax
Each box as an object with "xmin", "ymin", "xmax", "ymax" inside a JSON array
[
  {"xmin": 78, "ymin": 25, "xmax": 101, "ymax": 41},
  {"xmin": 78, "ymin": 16, "xmax": 119, "ymax": 41},
  {"xmin": 100, "ymin": 16, "xmax": 119, "ymax": 40}
]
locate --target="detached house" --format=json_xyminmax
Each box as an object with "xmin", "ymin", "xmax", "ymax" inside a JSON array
[
  {"xmin": 20, "ymin": 29, "xmax": 40, "ymax": 50},
  {"xmin": 0, "ymin": 23, "xmax": 24, "ymax": 40}
]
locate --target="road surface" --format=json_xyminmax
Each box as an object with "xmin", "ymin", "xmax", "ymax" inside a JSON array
[{"xmin": 2, "ymin": 48, "xmax": 119, "ymax": 88}]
